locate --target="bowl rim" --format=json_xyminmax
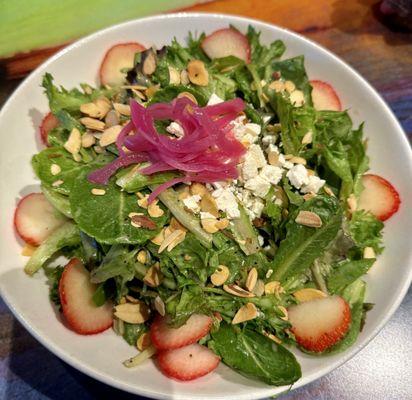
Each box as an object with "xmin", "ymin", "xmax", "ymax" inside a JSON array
[{"xmin": 1, "ymin": 11, "xmax": 411, "ymax": 400}]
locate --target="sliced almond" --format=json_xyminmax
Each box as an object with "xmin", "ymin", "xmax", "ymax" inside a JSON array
[
  {"xmin": 137, "ymin": 250, "xmax": 148, "ymax": 264},
  {"xmin": 100, "ymin": 125, "xmax": 122, "ymax": 147},
  {"xmin": 177, "ymin": 91, "xmax": 198, "ymax": 104},
  {"xmin": 295, "ymin": 210, "xmax": 322, "ymax": 228},
  {"xmin": 167, "ymin": 230, "xmax": 186, "ymax": 252},
  {"xmin": 81, "ymin": 132, "xmax": 96, "ymax": 148},
  {"xmin": 93, "ymin": 145, "xmax": 104, "ymax": 154},
  {"xmin": 143, "ymin": 263, "xmax": 162, "ymax": 287},
  {"xmin": 145, "ymin": 85, "xmax": 160, "ymax": 99},
  {"xmin": 64, "ymin": 128, "xmax": 81, "ymax": 155},
  {"xmin": 190, "ymin": 183, "xmax": 208, "ymax": 196},
  {"xmin": 347, "ymin": 194, "xmax": 357, "ymax": 214},
  {"xmin": 187, "ymin": 60, "xmax": 209, "ymax": 86},
  {"xmin": 52, "ymin": 179, "xmax": 64, "ymax": 187},
  {"xmin": 200, "ymin": 193, "xmax": 219, "ymax": 217},
  {"xmin": 123, "ymin": 345, "xmax": 157, "ymax": 368},
  {"xmin": 232, "ymin": 303, "xmax": 259, "ymax": 324},
  {"xmin": 201, "ymin": 217, "xmax": 219, "ymax": 234},
  {"xmin": 154, "ymin": 295, "xmax": 166, "ymax": 316},
  {"xmin": 277, "ymin": 306, "xmax": 288, "ymax": 321},
  {"xmin": 50, "ymin": 163, "xmax": 61, "ymax": 176},
  {"xmin": 290, "ymin": 90, "xmax": 305, "ymax": 107},
  {"xmin": 252, "ymin": 279, "xmax": 265, "ymax": 297},
  {"xmin": 245, "ymin": 267, "xmax": 258, "ymax": 292},
  {"xmin": 105, "ymin": 109, "xmax": 120, "ymax": 127},
  {"xmin": 264, "ymin": 280, "xmax": 281, "ymax": 295},
  {"xmin": 324, "ymin": 186, "xmax": 335, "ymax": 197},
  {"xmin": 293, "ymin": 288, "xmax": 327, "ymax": 302},
  {"xmin": 137, "ymin": 195, "xmax": 149, "ymax": 209},
  {"xmin": 125, "ymin": 295, "xmax": 140, "ymax": 304},
  {"xmin": 269, "ymin": 80, "xmax": 285, "ymax": 92},
  {"xmin": 180, "ymin": 69, "xmax": 190, "ymax": 85},
  {"xmin": 263, "ymin": 331, "xmax": 282, "ymax": 344},
  {"xmin": 363, "ymin": 246, "xmax": 376, "ymax": 259},
  {"xmin": 289, "ymin": 156, "xmax": 307, "ymax": 165},
  {"xmin": 132, "ymin": 89, "xmax": 146, "ymax": 100},
  {"xmin": 113, "ymin": 102, "xmax": 131, "ymax": 116},
  {"xmin": 114, "ymin": 302, "xmax": 149, "ymax": 324},
  {"xmin": 91, "ymin": 188, "xmax": 106, "ymax": 196},
  {"xmin": 80, "ymin": 102, "xmax": 104, "ymax": 119},
  {"xmin": 303, "ymin": 192, "xmax": 316, "ymax": 201},
  {"xmin": 223, "ymin": 284, "xmax": 255, "ymax": 298},
  {"xmin": 147, "ymin": 201, "xmax": 164, "ymax": 218},
  {"xmin": 268, "ymin": 151, "xmax": 279, "ymax": 166},
  {"xmin": 80, "ymin": 117, "xmax": 105, "ymax": 131},
  {"xmin": 142, "ymin": 50, "xmax": 157, "ymax": 76},
  {"xmin": 302, "ymin": 130, "xmax": 313, "ymax": 145},
  {"xmin": 215, "ymin": 218, "xmax": 229, "ymax": 230},
  {"xmin": 21, "ymin": 244, "xmax": 37, "ymax": 257},
  {"xmin": 151, "ymin": 228, "xmax": 165, "ymax": 245},
  {"xmin": 136, "ymin": 332, "xmax": 151, "ymax": 351},
  {"xmin": 170, "ymin": 217, "xmax": 187, "ymax": 233},
  {"xmin": 210, "ymin": 265, "xmax": 230, "ymax": 286},
  {"xmin": 284, "ymin": 80, "xmax": 296, "ymax": 93},
  {"xmin": 168, "ymin": 66, "xmax": 181, "ymax": 85},
  {"xmin": 158, "ymin": 230, "xmax": 184, "ymax": 254}
]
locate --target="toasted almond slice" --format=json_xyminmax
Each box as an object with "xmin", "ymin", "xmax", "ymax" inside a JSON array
[
  {"xmin": 263, "ymin": 331, "xmax": 282, "ymax": 344},
  {"xmin": 201, "ymin": 217, "xmax": 219, "ymax": 234},
  {"xmin": 158, "ymin": 230, "xmax": 183, "ymax": 254},
  {"xmin": 64, "ymin": 128, "xmax": 81, "ymax": 155},
  {"xmin": 91, "ymin": 188, "xmax": 106, "ymax": 196},
  {"xmin": 277, "ymin": 306, "xmax": 288, "ymax": 321},
  {"xmin": 154, "ymin": 296, "xmax": 166, "ymax": 316},
  {"xmin": 136, "ymin": 332, "xmax": 151, "ymax": 351},
  {"xmin": 80, "ymin": 117, "xmax": 105, "ymax": 131},
  {"xmin": 187, "ymin": 60, "xmax": 209, "ymax": 86},
  {"xmin": 137, "ymin": 250, "xmax": 148, "ymax": 264},
  {"xmin": 113, "ymin": 102, "xmax": 131, "ymax": 116},
  {"xmin": 167, "ymin": 230, "xmax": 186, "ymax": 252},
  {"xmin": 100, "ymin": 125, "xmax": 122, "ymax": 147},
  {"xmin": 232, "ymin": 303, "xmax": 259, "ymax": 324},
  {"xmin": 303, "ymin": 192, "xmax": 316, "ymax": 201},
  {"xmin": 177, "ymin": 91, "xmax": 198, "ymax": 104},
  {"xmin": 269, "ymin": 80, "xmax": 285, "ymax": 92},
  {"xmin": 80, "ymin": 102, "xmax": 101, "ymax": 118},
  {"xmin": 347, "ymin": 194, "xmax": 357, "ymax": 214},
  {"xmin": 302, "ymin": 130, "xmax": 313, "ymax": 145},
  {"xmin": 223, "ymin": 284, "xmax": 255, "ymax": 298},
  {"xmin": 121, "ymin": 84, "xmax": 148, "ymax": 90},
  {"xmin": 93, "ymin": 145, "xmax": 104, "ymax": 154},
  {"xmin": 245, "ymin": 268, "xmax": 258, "ymax": 292},
  {"xmin": 21, "ymin": 244, "xmax": 37, "ymax": 257},
  {"xmin": 190, "ymin": 183, "xmax": 208, "ymax": 196},
  {"xmin": 363, "ymin": 246, "xmax": 376, "ymax": 259},
  {"xmin": 290, "ymin": 156, "xmax": 307, "ymax": 165},
  {"xmin": 295, "ymin": 210, "xmax": 322, "ymax": 228},
  {"xmin": 200, "ymin": 193, "xmax": 219, "ymax": 217},
  {"xmin": 293, "ymin": 288, "xmax": 327, "ymax": 302},
  {"xmin": 145, "ymin": 85, "xmax": 160, "ymax": 98},
  {"xmin": 290, "ymin": 90, "xmax": 305, "ymax": 107},
  {"xmin": 264, "ymin": 280, "xmax": 281, "ymax": 295},
  {"xmin": 114, "ymin": 302, "xmax": 149, "ymax": 324},
  {"xmin": 284, "ymin": 80, "xmax": 296, "ymax": 93},
  {"xmin": 324, "ymin": 186, "xmax": 336, "ymax": 197},
  {"xmin": 143, "ymin": 263, "xmax": 162, "ymax": 287},
  {"xmin": 148, "ymin": 202, "xmax": 164, "ymax": 218},
  {"xmin": 170, "ymin": 217, "xmax": 187, "ymax": 232},
  {"xmin": 52, "ymin": 179, "xmax": 64, "ymax": 187},
  {"xmin": 137, "ymin": 195, "xmax": 149, "ymax": 209},
  {"xmin": 268, "ymin": 151, "xmax": 279, "ymax": 166},
  {"xmin": 50, "ymin": 164, "xmax": 61, "ymax": 176},
  {"xmin": 215, "ymin": 218, "xmax": 229, "ymax": 230},
  {"xmin": 81, "ymin": 132, "xmax": 96, "ymax": 148},
  {"xmin": 142, "ymin": 50, "xmax": 157, "ymax": 75},
  {"xmin": 210, "ymin": 265, "xmax": 230, "ymax": 286},
  {"xmin": 132, "ymin": 89, "xmax": 146, "ymax": 100},
  {"xmin": 252, "ymin": 279, "xmax": 265, "ymax": 297},
  {"xmin": 123, "ymin": 345, "xmax": 156, "ymax": 368},
  {"xmin": 180, "ymin": 69, "xmax": 190, "ymax": 85},
  {"xmin": 168, "ymin": 66, "xmax": 181, "ymax": 85},
  {"xmin": 151, "ymin": 228, "xmax": 165, "ymax": 245},
  {"xmin": 125, "ymin": 295, "xmax": 139, "ymax": 304}
]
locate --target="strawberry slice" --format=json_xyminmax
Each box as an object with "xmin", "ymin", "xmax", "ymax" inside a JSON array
[
  {"xmin": 14, "ymin": 193, "xmax": 67, "ymax": 246},
  {"xmin": 59, "ymin": 258, "xmax": 113, "ymax": 335},
  {"xmin": 310, "ymin": 80, "xmax": 342, "ymax": 111},
  {"xmin": 201, "ymin": 28, "xmax": 251, "ymax": 63},
  {"xmin": 150, "ymin": 313, "xmax": 212, "ymax": 351},
  {"xmin": 40, "ymin": 112, "xmax": 59, "ymax": 146},
  {"xmin": 99, "ymin": 42, "xmax": 145, "ymax": 86},
  {"xmin": 358, "ymin": 174, "xmax": 400, "ymax": 221},
  {"xmin": 288, "ymin": 295, "xmax": 351, "ymax": 352},
  {"xmin": 157, "ymin": 343, "xmax": 220, "ymax": 381}
]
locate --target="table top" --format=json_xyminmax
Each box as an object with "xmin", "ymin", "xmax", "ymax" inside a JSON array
[{"xmin": 0, "ymin": 1, "xmax": 411, "ymax": 399}]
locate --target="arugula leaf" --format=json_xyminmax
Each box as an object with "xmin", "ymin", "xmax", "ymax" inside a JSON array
[
  {"xmin": 25, "ymin": 222, "xmax": 80, "ymax": 275},
  {"xmin": 315, "ymin": 110, "xmax": 352, "ymax": 141},
  {"xmin": 70, "ymin": 169, "xmax": 168, "ymax": 245},
  {"xmin": 116, "ymin": 164, "xmax": 180, "ymax": 193},
  {"xmin": 327, "ymin": 259, "xmax": 374, "ymax": 294},
  {"xmin": 123, "ymin": 323, "xmax": 147, "ymax": 346},
  {"xmin": 270, "ymin": 196, "xmax": 343, "ymax": 284},
  {"xmin": 348, "ymin": 210, "xmax": 384, "ymax": 254},
  {"xmin": 209, "ymin": 324, "xmax": 301, "ymax": 385}
]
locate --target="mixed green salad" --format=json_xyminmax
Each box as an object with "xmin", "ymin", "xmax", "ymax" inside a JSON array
[{"xmin": 16, "ymin": 25, "xmax": 399, "ymax": 386}]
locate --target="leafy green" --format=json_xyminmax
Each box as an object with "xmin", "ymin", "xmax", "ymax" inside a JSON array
[
  {"xmin": 327, "ymin": 259, "xmax": 374, "ymax": 294},
  {"xmin": 230, "ymin": 204, "xmax": 259, "ymax": 255},
  {"xmin": 25, "ymin": 222, "xmax": 80, "ymax": 275},
  {"xmin": 70, "ymin": 169, "xmax": 168, "ymax": 245},
  {"xmin": 348, "ymin": 210, "xmax": 384, "ymax": 254},
  {"xmin": 44, "ymin": 266, "xmax": 64, "ymax": 309},
  {"xmin": 41, "ymin": 184, "xmax": 72, "ymax": 218},
  {"xmin": 270, "ymin": 196, "xmax": 343, "ymax": 284},
  {"xmin": 209, "ymin": 324, "xmax": 301, "ymax": 385},
  {"xmin": 123, "ymin": 323, "xmax": 147, "ymax": 346}
]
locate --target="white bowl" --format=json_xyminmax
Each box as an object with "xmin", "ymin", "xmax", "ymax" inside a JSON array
[{"xmin": 0, "ymin": 12, "xmax": 411, "ymax": 400}]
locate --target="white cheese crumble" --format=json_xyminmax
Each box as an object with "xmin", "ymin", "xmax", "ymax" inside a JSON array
[
  {"xmin": 166, "ymin": 121, "xmax": 185, "ymax": 138},
  {"xmin": 301, "ymin": 175, "xmax": 326, "ymax": 194},
  {"xmin": 182, "ymin": 194, "xmax": 201, "ymax": 213},
  {"xmin": 231, "ymin": 116, "xmax": 262, "ymax": 145},
  {"xmin": 244, "ymin": 176, "xmax": 271, "ymax": 198},
  {"xmin": 207, "ymin": 93, "xmax": 224, "ymax": 106},
  {"xmin": 286, "ymin": 164, "xmax": 309, "ymax": 189},
  {"xmin": 258, "ymin": 235, "xmax": 264, "ymax": 246},
  {"xmin": 212, "ymin": 188, "xmax": 240, "ymax": 219},
  {"xmin": 259, "ymin": 165, "xmax": 283, "ymax": 185}
]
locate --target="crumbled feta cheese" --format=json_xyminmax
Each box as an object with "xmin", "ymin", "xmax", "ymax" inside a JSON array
[
  {"xmin": 248, "ymin": 144, "xmax": 267, "ymax": 168},
  {"xmin": 244, "ymin": 176, "xmax": 271, "ymax": 198},
  {"xmin": 182, "ymin": 194, "xmax": 201, "ymax": 213},
  {"xmin": 278, "ymin": 154, "xmax": 293, "ymax": 169},
  {"xmin": 242, "ymin": 156, "xmax": 259, "ymax": 180},
  {"xmin": 301, "ymin": 175, "xmax": 325, "ymax": 194},
  {"xmin": 259, "ymin": 165, "xmax": 283, "ymax": 185},
  {"xmin": 166, "ymin": 121, "xmax": 185, "ymax": 138},
  {"xmin": 286, "ymin": 164, "xmax": 309, "ymax": 189},
  {"xmin": 251, "ymin": 198, "xmax": 265, "ymax": 218},
  {"xmin": 212, "ymin": 188, "xmax": 240, "ymax": 219},
  {"xmin": 274, "ymin": 198, "xmax": 283, "ymax": 206},
  {"xmin": 207, "ymin": 93, "xmax": 224, "ymax": 106},
  {"xmin": 262, "ymin": 135, "xmax": 276, "ymax": 145},
  {"xmin": 262, "ymin": 115, "xmax": 272, "ymax": 124},
  {"xmin": 258, "ymin": 235, "xmax": 264, "ymax": 246},
  {"xmin": 265, "ymin": 143, "xmax": 279, "ymax": 154}
]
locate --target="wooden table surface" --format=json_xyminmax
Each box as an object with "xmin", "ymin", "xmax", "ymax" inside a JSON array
[{"xmin": 0, "ymin": 1, "xmax": 411, "ymax": 399}]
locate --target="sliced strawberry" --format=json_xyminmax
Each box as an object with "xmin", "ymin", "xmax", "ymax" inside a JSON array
[
  {"xmin": 99, "ymin": 42, "xmax": 145, "ymax": 86},
  {"xmin": 157, "ymin": 343, "xmax": 220, "ymax": 381},
  {"xmin": 201, "ymin": 28, "xmax": 251, "ymax": 63},
  {"xmin": 358, "ymin": 174, "xmax": 400, "ymax": 221},
  {"xmin": 150, "ymin": 313, "xmax": 212, "ymax": 351},
  {"xmin": 310, "ymin": 80, "xmax": 342, "ymax": 111},
  {"xmin": 14, "ymin": 193, "xmax": 67, "ymax": 246},
  {"xmin": 40, "ymin": 112, "xmax": 59, "ymax": 146},
  {"xmin": 288, "ymin": 295, "xmax": 351, "ymax": 352},
  {"xmin": 59, "ymin": 258, "xmax": 113, "ymax": 335}
]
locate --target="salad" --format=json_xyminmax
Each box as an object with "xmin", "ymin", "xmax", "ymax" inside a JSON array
[{"xmin": 14, "ymin": 25, "xmax": 401, "ymax": 385}]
